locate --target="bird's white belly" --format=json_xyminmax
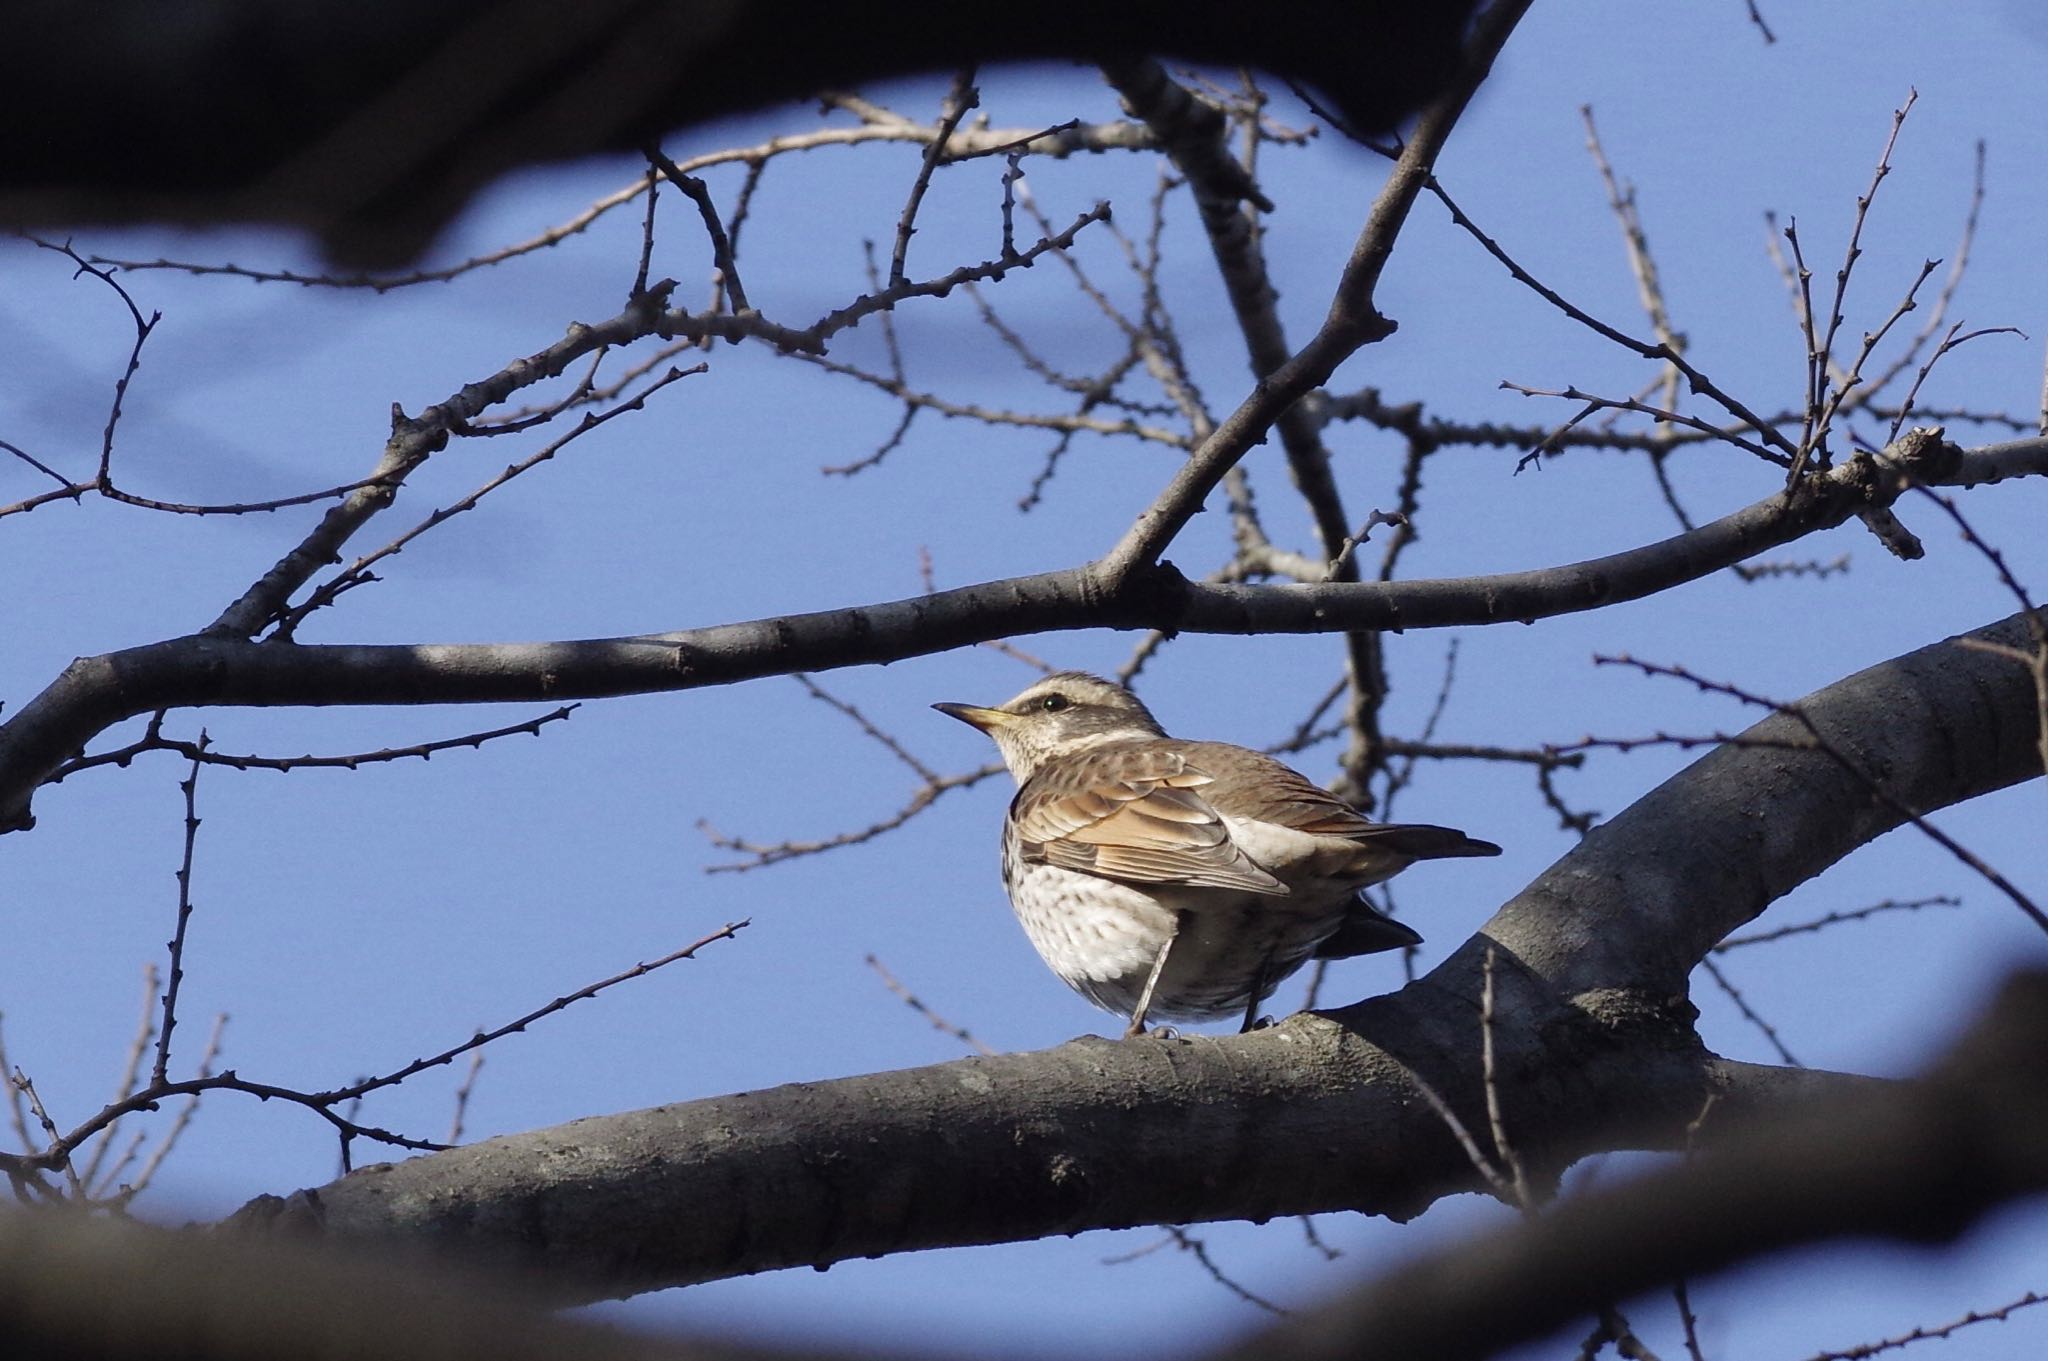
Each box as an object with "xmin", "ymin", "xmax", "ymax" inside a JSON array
[
  {"xmin": 1003, "ymin": 860, "xmax": 1343, "ymax": 1021},
  {"xmin": 1005, "ymin": 861, "xmax": 1178, "ymax": 1004}
]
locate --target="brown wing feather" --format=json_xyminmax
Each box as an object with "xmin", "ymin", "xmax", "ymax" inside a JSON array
[
  {"xmin": 1176, "ymin": 742, "xmax": 1373, "ymax": 834},
  {"xmin": 1178, "ymin": 742, "xmax": 1501, "ymax": 859},
  {"xmin": 1012, "ymin": 745, "xmax": 1286, "ymax": 894}
]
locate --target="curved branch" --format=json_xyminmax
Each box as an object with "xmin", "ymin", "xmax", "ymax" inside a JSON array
[
  {"xmin": 224, "ymin": 612, "xmax": 2042, "ymax": 1297},
  {"xmin": 3, "ymin": 434, "xmax": 2036, "ymax": 832},
  {"xmin": 1483, "ymin": 609, "xmax": 2046, "ymax": 999},
  {"xmin": 242, "ymin": 994, "xmax": 1762, "ymax": 1299}
]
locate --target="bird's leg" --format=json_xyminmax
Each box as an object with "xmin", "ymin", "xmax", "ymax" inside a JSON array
[
  {"xmin": 1124, "ymin": 912, "xmax": 1186, "ymax": 1039},
  {"xmin": 1238, "ymin": 952, "xmax": 1279, "ymax": 1034}
]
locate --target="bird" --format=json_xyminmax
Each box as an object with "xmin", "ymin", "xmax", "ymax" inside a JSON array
[{"xmin": 935, "ymin": 671, "xmax": 1500, "ymax": 1038}]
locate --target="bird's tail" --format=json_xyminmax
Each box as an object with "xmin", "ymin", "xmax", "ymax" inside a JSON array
[{"xmin": 1358, "ymin": 823, "xmax": 1501, "ymax": 859}]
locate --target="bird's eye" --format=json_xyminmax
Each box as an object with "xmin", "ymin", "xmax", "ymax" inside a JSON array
[{"xmin": 1040, "ymin": 693, "xmax": 1071, "ymax": 713}]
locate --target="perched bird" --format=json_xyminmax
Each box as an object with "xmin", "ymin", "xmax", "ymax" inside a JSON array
[{"xmin": 936, "ymin": 671, "xmax": 1500, "ymax": 1037}]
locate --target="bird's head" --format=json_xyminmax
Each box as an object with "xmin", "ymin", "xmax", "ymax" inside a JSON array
[{"xmin": 934, "ymin": 671, "xmax": 1166, "ymax": 780}]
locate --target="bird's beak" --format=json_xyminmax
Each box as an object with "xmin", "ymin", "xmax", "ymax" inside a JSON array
[{"xmin": 932, "ymin": 701, "xmax": 1011, "ymax": 732}]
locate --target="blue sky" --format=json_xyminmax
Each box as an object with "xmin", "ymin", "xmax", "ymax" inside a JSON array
[{"xmin": 4, "ymin": 2, "xmax": 2046, "ymax": 1357}]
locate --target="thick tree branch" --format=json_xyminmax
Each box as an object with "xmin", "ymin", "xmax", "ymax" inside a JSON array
[
  {"xmin": 14, "ymin": 980, "xmax": 2044, "ymax": 1361},
  {"xmin": 3, "ymin": 435, "xmax": 2038, "ymax": 832},
  {"xmin": 237, "ymin": 993, "xmax": 1770, "ymax": 1299},
  {"xmin": 221, "ymin": 611, "xmax": 2043, "ymax": 1297}
]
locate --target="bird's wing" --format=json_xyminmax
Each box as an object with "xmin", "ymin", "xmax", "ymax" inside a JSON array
[
  {"xmin": 1183, "ymin": 742, "xmax": 1502, "ymax": 859},
  {"xmin": 1011, "ymin": 745, "xmax": 1287, "ymax": 894}
]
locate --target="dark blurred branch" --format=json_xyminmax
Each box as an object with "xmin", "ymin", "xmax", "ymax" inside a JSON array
[{"xmin": 0, "ymin": 0, "xmax": 1481, "ymax": 264}]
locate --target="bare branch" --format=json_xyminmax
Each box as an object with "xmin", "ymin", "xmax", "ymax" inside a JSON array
[
  {"xmin": 1698, "ymin": 957, "xmax": 1801, "ymax": 1067},
  {"xmin": 889, "ymin": 69, "xmax": 979, "ymax": 287},
  {"xmin": 1161, "ymin": 1226, "xmax": 1288, "ymax": 1316},
  {"xmin": 865, "ymin": 955, "xmax": 996, "ymax": 1056},
  {"xmin": 0, "ymin": 922, "xmax": 750, "ymax": 1179},
  {"xmin": 700, "ymin": 763, "xmax": 1002, "ymax": 871},
  {"xmin": 153, "ymin": 740, "xmax": 208, "ymax": 1088},
  {"xmin": 332, "ymin": 921, "xmax": 750, "ymax": 1109},
  {"xmin": 1715, "ymin": 896, "xmax": 1962, "ymax": 950},
  {"xmin": 114, "ymin": 1011, "xmax": 226, "ymax": 1204},
  {"xmin": 278, "ymin": 367, "xmax": 704, "ymax": 634},
  {"xmin": 87, "ymin": 117, "xmax": 1155, "ymax": 289},
  {"xmin": 1098, "ymin": 0, "xmax": 1536, "ymax": 580},
  {"xmin": 1425, "ymin": 179, "xmax": 1798, "ymax": 464},
  {"xmin": 48, "ymin": 707, "xmax": 579, "ymax": 788},
  {"xmin": 1799, "ymin": 1289, "xmax": 2048, "ymax": 1361},
  {"xmin": 644, "ymin": 145, "xmax": 751, "ymax": 315},
  {"xmin": 76, "ymin": 964, "xmax": 159, "ymax": 1191}
]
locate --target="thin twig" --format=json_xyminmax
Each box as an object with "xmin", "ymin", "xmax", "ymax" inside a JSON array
[
  {"xmin": 1671, "ymin": 1279, "xmax": 1707, "ymax": 1361},
  {"xmin": 864, "ymin": 955, "xmax": 995, "ymax": 1056},
  {"xmin": 1715, "ymin": 896, "xmax": 1961, "ymax": 950},
  {"xmin": 0, "ymin": 923, "xmax": 749, "ymax": 1179},
  {"xmin": 446, "ymin": 1051, "xmax": 487, "ymax": 1146},
  {"xmin": 0, "ymin": 1022, "xmax": 40, "ymax": 1156},
  {"xmin": 7, "ymin": 1071, "xmax": 83, "ymax": 1196},
  {"xmin": 339, "ymin": 921, "xmax": 751, "ymax": 1107},
  {"xmin": 630, "ymin": 161, "xmax": 659, "ymax": 300},
  {"xmin": 1799, "ymin": 1290, "xmax": 2048, "ymax": 1361},
  {"xmin": 644, "ymin": 147, "xmax": 750, "ymax": 315},
  {"xmin": 795, "ymin": 675, "xmax": 940, "ymax": 782},
  {"xmin": 1595, "ymin": 653, "xmax": 2046, "ymax": 931},
  {"xmin": 1422, "ymin": 179, "xmax": 1798, "ymax": 464},
  {"xmin": 281, "ymin": 366, "xmax": 704, "ymax": 633},
  {"xmin": 1163, "ymin": 1226, "xmax": 1288, "ymax": 1316},
  {"xmin": 1299, "ymin": 1215, "xmax": 1343, "ymax": 1261},
  {"xmin": 700, "ymin": 764, "xmax": 1003, "ymax": 871},
  {"xmin": 29, "ymin": 238, "xmax": 159, "ymax": 486},
  {"xmin": 49, "ymin": 707, "xmax": 580, "ymax": 787},
  {"xmin": 79, "ymin": 964, "xmax": 160, "ymax": 1190},
  {"xmin": 1858, "ymin": 138, "xmax": 1987, "ymax": 405},
  {"xmin": 1792, "ymin": 91, "xmax": 1919, "ymax": 484},
  {"xmin": 891, "ymin": 69, "xmax": 980, "ymax": 287},
  {"xmin": 115, "ymin": 1011, "xmax": 227, "ymax": 1203},
  {"xmin": 1698, "ymin": 957, "xmax": 1801, "ymax": 1067},
  {"xmin": 1409, "ymin": 1071, "xmax": 1518, "ymax": 1205},
  {"xmin": 153, "ymin": 738, "xmax": 208, "ymax": 1088}
]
